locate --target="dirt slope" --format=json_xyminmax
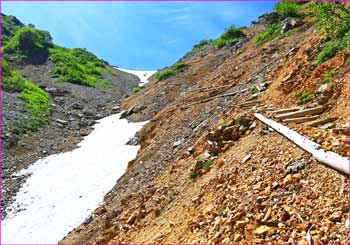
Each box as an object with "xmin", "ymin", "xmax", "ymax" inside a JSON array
[{"xmin": 61, "ymin": 9, "xmax": 349, "ymax": 244}]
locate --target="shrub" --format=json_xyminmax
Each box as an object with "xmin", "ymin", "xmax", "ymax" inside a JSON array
[
  {"xmin": 132, "ymin": 87, "xmax": 141, "ymax": 93},
  {"xmin": 154, "ymin": 62, "xmax": 187, "ymax": 82},
  {"xmin": 2, "ymin": 59, "xmax": 51, "ymax": 132},
  {"xmin": 315, "ymin": 41, "xmax": 341, "ymax": 65},
  {"xmin": 189, "ymin": 170, "xmax": 198, "ymax": 182},
  {"xmin": 189, "ymin": 157, "xmax": 214, "ymax": 182},
  {"xmin": 255, "ymin": 22, "xmax": 282, "ymax": 47},
  {"xmin": 171, "ymin": 62, "xmax": 187, "ymax": 71},
  {"xmin": 4, "ymin": 26, "xmax": 53, "ymax": 61},
  {"xmin": 2, "ymin": 14, "xmax": 24, "ymax": 45},
  {"xmin": 214, "ymin": 25, "xmax": 243, "ymax": 49},
  {"xmin": 155, "ymin": 69, "xmax": 176, "ymax": 81},
  {"xmin": 49, "ymin": 45, "xmax": 110, "ymax": 87},
  {"xmin": 294, "ymin": 91, "xmax": 315, "ymax": 104},
  {"xmin": 274, "ymin": 2, "xmax": 301, "ymax": 17},
  {"xmin": 311, "ymin": 2, "xmax": 350, "ymax": 64},
  {"xmin": 320, "ymin": 71, "xmax": 335, "ymax": 84},
  {"xmin": 193, "ymin": 39, "xmax": 212, "ymax": 50}
]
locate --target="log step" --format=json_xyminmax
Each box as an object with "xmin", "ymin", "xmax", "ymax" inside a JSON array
[
  {"xmin": 282, "ymin": 115, "xmax": 320, "ymax": 123},
  {"xmin": 275, "ymin": 106, "xmax": 325, "ymax": 120},
  {"xmin": 272, "ymin": 107, "xmax": 301, "ymax": 114},
  {"xmin": 307, "ymin": 117, "xmax": 338, "ymax": 127}
]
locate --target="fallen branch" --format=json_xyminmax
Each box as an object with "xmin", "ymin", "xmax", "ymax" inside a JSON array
[{"xmin": 255, "ymin": 113, "xmax": 349, "ymax": 175}]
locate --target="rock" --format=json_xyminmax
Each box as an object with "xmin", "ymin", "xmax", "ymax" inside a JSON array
[
  {"xmin": 256, "ymin": 225, "xmax": 271, "ymax": 235},
  {"xmin": 55, "ymin": 119, "xmax": 68, "ymax": 125},
  {"xmin": 133, "ymin": 104, "xmax": 146, "ymax": 113},
  {"xmin": 272, "ymin": 181, "xmax": 279, "ymax": 189},
  {"xmin": 330, "ymin": 211, "xmax": 342, "ymax": 222},
  {"xmin": 281, "ymin": 18, "xmax": 300, "ymax": 33},
  {"xmin": 45, "ymin": 87, "xmax": 70, "ymax": 97},
  {"xmin": 120, "ymin": 107, "xmax": 134, "ymax": 119},
  {"xmin": 79, "ymin": 129, "xmax": 90, "ymax": 137},
  {"xmin": 237, "ymin": 116, "xmax": 251, "ymax": 128},
  {"xmin": 286, "ymin": 159, "xmax": 306, "ymax": 174},
  {"xmin": 70, "ymin": 102, "xmax": 83, "ymax": 110},
  {"xmin": 83, "ymin": 214, "xmax": 93, "ymax": 225},
  {"xmin": 173, "ymin": 139, "xmax": 184, "ymax": 147},
  {"xmin": 317, "ymin": 84, "xmax": 329, "ymax": 94},
  {"xmin": 283, "ymin": 174, "xmax": 292, "ymax": 186},
  {"xmin": 242, "ymin": 154, "xmax": 252, "ymax": 163},
  {"xmin": 111, "ymin": 106, "xmax": 120, "ymax": 112},
  {"xmin": 258, "ymin": 12, "xmax": 280, "ymax": 27},
  {"xmin": 126, "ymin": 135, "xmax": 140, "ymax": 146}
]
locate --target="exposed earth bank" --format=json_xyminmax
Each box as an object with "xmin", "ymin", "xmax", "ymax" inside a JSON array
[{"xmin": 61, "ymin": 4, "xmax": 349, "ymax": 245}]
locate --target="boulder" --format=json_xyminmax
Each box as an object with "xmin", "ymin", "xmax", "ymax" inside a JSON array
[
  {"xmin": 70, "ymin": 102, "xmax": 83, "ymax": 110},
  {"xmin": 281, "ymin": 18, "xmax": 300, "ymax": 33}
]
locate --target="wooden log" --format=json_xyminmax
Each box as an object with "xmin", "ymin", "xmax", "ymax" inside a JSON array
[
  {"xmin": 282, "ymin": 115, "xmax": 320, "ymax": 123},
  {"xmin": 307, "ymin": 117, "xmax": 338, "ymax": 127},
  {"xmin": 272, "ymin": 107, "xmax": 301, "ymax": 114},
  {"xmin": 255, "ymin": 113, "xmax": 349, "ymax": 175},
  {"xmin": 275, "ymin": 106, "xmax": 325, "ymax": 120}
]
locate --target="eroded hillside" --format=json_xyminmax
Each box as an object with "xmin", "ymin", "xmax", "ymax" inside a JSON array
[{"xmin": 61, "ymin": 3, "xmax": 349, "ymax": 244}]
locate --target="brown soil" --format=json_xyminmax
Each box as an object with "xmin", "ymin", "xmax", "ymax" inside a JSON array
[{"xmin": 61, "ymin": 13, "xmax": 349, "ymax": 244}]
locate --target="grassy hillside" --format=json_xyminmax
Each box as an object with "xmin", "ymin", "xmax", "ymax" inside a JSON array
[{"xmin": 2, "ymin": 59, "xmax": 51, "ymax": 133}]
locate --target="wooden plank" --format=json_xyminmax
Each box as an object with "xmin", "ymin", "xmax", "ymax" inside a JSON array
[
  {"xmin": 275, "ymin": 106, "xmax": 325, "ymax": 120},
  {"xmin": 255, "ymin": 113, "xmax": 349, "ymax": 175},
  {"xmin": 282, "ymin": 115, "xmax": 320, "ymax": 123},
  {"xmin": 272, "ymin": 107, "xmax": 301, "ymax": 114},
  {"xmin": 307, "ymin": 117, "xmax": 338, "ymax": 127}
]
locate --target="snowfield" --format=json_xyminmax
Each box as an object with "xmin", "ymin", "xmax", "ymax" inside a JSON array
[
  {"xmin": 1, "ymin": 70, "xmax": 153, "ymax": 244},
  {"xmin": 115, "ymin": 67, "xmax": 156, "ymax": 86}
]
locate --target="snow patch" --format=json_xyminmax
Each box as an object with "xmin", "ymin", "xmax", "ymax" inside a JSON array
[
  {"xmin": 2, "ymin": 113, "xmax": 147, "ymax": 244},
  {"xmin": 115, "ymin": 67, "xmax": 157, "ymax": 86}
]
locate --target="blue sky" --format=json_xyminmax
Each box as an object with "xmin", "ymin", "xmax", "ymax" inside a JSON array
[{"xmin": 2, "ymin": 1, "xmax": 275, "ymax": 70}]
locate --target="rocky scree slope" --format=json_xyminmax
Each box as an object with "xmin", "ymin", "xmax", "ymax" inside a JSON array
[
  {"xmin": 1, "ymin": 13, "xmax": 140, "ymax": 218},
  {"xmin": 61, "ymin": 2, "xmax": 350, "ymax": 244},
  {"xmin": 64, "ymin": 3, "xmax": 350, "ymax": 244}
]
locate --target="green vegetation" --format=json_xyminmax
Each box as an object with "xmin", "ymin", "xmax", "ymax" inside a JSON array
[
  {"xmin": 189, "ymin": 157, "xmax": 214, "ymax": 182},
  {"xmin": 315, "ymin": 41, "xmax": 344, "ymax": 65},
  {"xmin": 49, "ymin": 46, "xmax": 110, "ymax": 87},
  {"xmin": 274, "ymin": 1, "xmax": 301, "ymax": 17},
  {"xmin": 214, "ymin": 25, "xmax": 244, "ymax": 48},
  {"xmin": 155, "ymin": 62, "xmax": 188, "ymax": 82},
  {"xmin": 311, "ymin": 2, "xmax": 350, "ymax": 65},
  {"xmin": 132, "ymin": 87, "xmax": 141, "ymax": 93},
  {"xmin": 193, "ymin": 39, "xmax": 212, "ymax": 51},
  {"xmin": 239, "ymin": 126, "xmax": 248, "ymax": 135},
  {"xmin": 294, "ymin": 90, "xmax": 315, "ymax": 104},
  {"xmin": 2, "ymin": 59, "xmax": 50, "ymax": 133},
  {"xmin": 255, "ymin": 22, "xmax": 283, "ymax": 47},
  {"xmin": 189, "ymin": 170, "xmax": 198, "ymax": 182},
  {"xmin": 320, "ymin": 71, "xmax": 335, "ymax": 84},
  {"xmin": 2, "ymin": 14, "xmax": 24, "ymax": 45},
  {"xmin": 251, "ymin": 86, "xmax": 259, "ymax": 94},
  {"xmin": 4, "ymin": 26, "xmax": 53, "ymax": 61}
]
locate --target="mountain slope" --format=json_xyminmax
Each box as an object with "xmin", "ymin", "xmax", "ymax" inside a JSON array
[
  {"xmin": 1, "ymin": 14, "xmax": 141, "ymax": 217},
  {"xmin": 61, "ymin": 2, "xmax": 349, "ymax": 244}
]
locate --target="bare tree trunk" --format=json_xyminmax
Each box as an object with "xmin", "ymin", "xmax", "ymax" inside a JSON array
[{"xmin": 255, "ymin": 113, "xmax": 349, "ymax": 175}]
